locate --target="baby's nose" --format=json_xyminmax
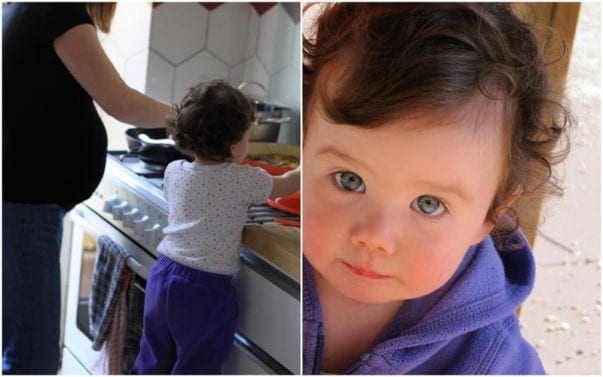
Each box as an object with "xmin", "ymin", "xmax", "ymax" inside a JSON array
[{"xmin": 350, "ymin": 212, "xmax": 399, "ymax": 256}]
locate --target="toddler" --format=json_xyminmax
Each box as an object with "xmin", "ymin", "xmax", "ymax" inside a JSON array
[
  {"xmin": 133, "ymin": 79, "xmax": 300, "ymax": 374},
  {"xmin": 302, "ymin": 3, "xmax": 568, "ymax": 374}
]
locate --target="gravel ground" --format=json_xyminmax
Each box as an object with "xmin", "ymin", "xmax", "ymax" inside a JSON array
[{"xmin": 519, "ymin": 3, "xmax": 601, "ymax": 374}]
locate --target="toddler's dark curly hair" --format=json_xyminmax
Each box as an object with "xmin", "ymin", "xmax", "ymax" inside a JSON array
[
  {"xmin": 303, "ymin": 3, "xmax": 571, "ymax": 240},
  {"xmin": 168, "ymin": 80, "xmax": 254, "ymax": 162}
]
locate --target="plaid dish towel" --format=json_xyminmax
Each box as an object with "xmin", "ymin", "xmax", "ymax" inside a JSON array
[
  {"xmin": 107, "ymin": 268, "xmax": 132, "ymax": 374},
  {"xmin": 89, "ymin": 235, "xmax": 129, "ymax": 351}
]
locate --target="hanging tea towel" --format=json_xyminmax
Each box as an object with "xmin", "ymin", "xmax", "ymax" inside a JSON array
[{"xmin": 89, "ymin": 235, "xmax": 129, "ymax": 351}]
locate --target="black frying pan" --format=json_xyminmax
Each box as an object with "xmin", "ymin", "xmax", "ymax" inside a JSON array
[{"xmin": 125, "ymin": 128, "xmax": 191, "ymax": 165}]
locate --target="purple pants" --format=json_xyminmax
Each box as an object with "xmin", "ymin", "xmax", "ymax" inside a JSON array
[{"xmin": 132, "ymin": 255, "xmax": 237, "ymax": 374}]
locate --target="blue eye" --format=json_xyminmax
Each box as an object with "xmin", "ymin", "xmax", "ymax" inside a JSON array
[
  {"xmin": 334, "ymin": 171, "xmax": 366, "ymax": 193},
  {"xmin": 411, "ymin": 195, "xmax": 446, "ymax": 216}
]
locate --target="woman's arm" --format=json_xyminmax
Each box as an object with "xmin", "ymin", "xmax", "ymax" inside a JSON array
[{"xmin": 53, "ymin": 24, "xmax": 173, "ymax": 128}]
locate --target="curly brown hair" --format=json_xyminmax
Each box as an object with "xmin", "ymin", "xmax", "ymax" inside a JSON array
[
  {"xmin": 168, "ymin": 80, "xmax": 254, "ymax": 162},
  {"xmin": 303, "ymin": 3, "xmax": 570, "ymax": 238}
]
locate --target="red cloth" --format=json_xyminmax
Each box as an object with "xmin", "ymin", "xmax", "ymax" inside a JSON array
[{"xmin": 95, "ymin": 267, "xmax": 132, "ymax": 374}]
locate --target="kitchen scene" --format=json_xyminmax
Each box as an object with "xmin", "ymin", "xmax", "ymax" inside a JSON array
[{"xmin": 58, "ymin": 2, "xmax": 301, "ymax": 375}]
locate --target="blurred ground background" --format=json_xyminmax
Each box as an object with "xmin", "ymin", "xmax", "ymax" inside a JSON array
[{"xmin": 520, "ymin": 2, "xmax": 601, "ymax": 374}]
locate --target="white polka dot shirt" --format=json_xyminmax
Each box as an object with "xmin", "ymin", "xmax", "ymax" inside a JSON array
[{"xmin": 157, "ymin": 160, "xmax": 273, "ymax": 275}]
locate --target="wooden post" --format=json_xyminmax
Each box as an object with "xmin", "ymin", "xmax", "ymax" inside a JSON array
[{"xmin": 511, "ymin": 3, "xmax": 581, "ymax": 247}]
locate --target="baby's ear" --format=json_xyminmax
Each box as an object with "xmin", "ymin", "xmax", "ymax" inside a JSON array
[
  {"xmin": 493, "ymin": 186, "xmax": 523, "ymax": 222},
  {"xmin": 472, "ymin": 186, "xmax": 523, "ymax": 245}
]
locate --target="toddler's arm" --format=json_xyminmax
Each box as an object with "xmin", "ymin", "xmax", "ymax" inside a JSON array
[{"xmin": 270, "ymin": 166, "xmax": 300, "ymax": 199}]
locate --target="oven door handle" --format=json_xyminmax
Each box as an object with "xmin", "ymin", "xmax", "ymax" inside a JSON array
[
  {"xmin": 125, "ymin": 257, "xmax": 149, "ymax": 280},
  {"xmin": 70, "ymin": 206, "xmax": 152, "ymax": 280}
]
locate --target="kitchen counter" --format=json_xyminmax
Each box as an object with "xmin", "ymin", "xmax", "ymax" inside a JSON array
[
  {"xmin": 242, "ymin": 223, "xmax": 300, "ymax": 283},
  {"xmin": 242, "ymin": 142, "xmax": 300, "ymax": 285}
]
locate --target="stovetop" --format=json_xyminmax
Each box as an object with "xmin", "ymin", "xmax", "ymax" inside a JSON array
[
  {"xmin": 106, "ymin": 150, "xmax": 300, "ymax": 225},
  {"xmin": 108, "ymin": 152, "xmax": 166, "ymax": 189}
]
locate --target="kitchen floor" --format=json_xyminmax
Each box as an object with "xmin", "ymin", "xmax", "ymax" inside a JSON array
[{"xmin": 519, "ymin": 3, "xmax": 601, "ymax": 374}]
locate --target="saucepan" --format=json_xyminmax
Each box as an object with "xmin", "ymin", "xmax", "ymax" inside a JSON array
[
  {"xmin": 238, "ymin": 81, "xmax": 291, "ymax": 142},
  {"xmin": 125, "ymin": 128, "xmax": 190, "ymax": 166}
]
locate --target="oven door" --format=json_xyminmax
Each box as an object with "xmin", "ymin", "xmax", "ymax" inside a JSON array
[{"xmin": 61, "ymin": 204, "xmax": 156, "ymax": 374}]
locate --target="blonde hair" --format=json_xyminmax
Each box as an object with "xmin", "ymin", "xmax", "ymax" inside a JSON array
[{"xmin": 86, "ymin": 3, "xmax": 116, "ymax": 33}]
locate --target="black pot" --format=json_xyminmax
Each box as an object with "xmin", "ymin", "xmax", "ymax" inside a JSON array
[{"xmin": 125, "ymin": 128, "xmax": 190, "ymax": 165}]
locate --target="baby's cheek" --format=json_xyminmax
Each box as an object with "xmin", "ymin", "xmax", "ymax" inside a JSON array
[
  {"xmin": 302, "ymin": 207, "xmax": 328, "ymax": 254},
  {"xmin": 302, "ymin": 199, "xmax": 341, "ymax": 260},
  {"xmin": 405, "ymin": 247, "xmax": 463, "ymax": 297}
]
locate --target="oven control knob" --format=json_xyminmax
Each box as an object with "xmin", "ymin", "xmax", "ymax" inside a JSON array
[
  {"xmin": 103, "ymin": 196, "xmax": 120, "ymax": 213},
  {"xmin": 133, "ymin": 215, "xmax": 150, "ymax": 236},
  {"xmin": 112, "ymin": 201, "xmax": 130, "ymax": 221},
  {"xmin": 123, "ymin": 208, "xmax": 141, "ymax": 228},
  {"xmin": 143, "ymin": 224, "xmax": 163, "ymax": 246}
]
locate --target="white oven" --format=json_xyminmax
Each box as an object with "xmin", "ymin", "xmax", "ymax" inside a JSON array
[
  {"xmin": 60, "ymin": 204, "xmax": 299, "ymax": 375},
  {"xmin": 61, "ymin": 204, "xmax": 155, "ymax": 374}
]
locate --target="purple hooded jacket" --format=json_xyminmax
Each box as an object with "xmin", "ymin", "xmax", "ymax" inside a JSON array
[{"xmin": 303, "ymin": 231, "xmax": 545, "ymax": 374}]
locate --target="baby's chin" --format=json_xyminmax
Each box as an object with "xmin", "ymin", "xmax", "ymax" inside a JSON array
[
  {"xmin": 332, "ymin": 279, "xmax": 409, "ymax": 306},
  {"xmin": 333, "ymin": 275, "xmax": 447, "ymax": 306}
]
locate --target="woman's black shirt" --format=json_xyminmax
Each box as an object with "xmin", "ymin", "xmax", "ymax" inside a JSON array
[{"xmin": 3, "ymin": 3, "xmax": 108, "ymax": 210}]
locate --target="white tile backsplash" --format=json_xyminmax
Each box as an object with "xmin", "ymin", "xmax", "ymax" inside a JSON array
[
  {"xmin": 110, "ymin": 2, "xmax": 152, "ymax": 58},
  {"xmin": 246, "ymin": 10, "xmax": 260, "ymax": 59},
  {"xmin": 270, "ymin": 20, "xmax": 300, "ymax": 145},
  {"xmin": 143, "ymin": 2, "xmax": 301, "ymax": 145},
  {"xmin": 256, "ymin": 6, "xmax": 279, "ymax": 74},
  {"xmin": 270, "ymin": 5, "xmax": 295, "ymax": 74},
  {"xmin": 241, "ymin": 57, "xmax": 270, "ymax": 97},
  {"xmin": 271, "ymin": 65, "xmax": 300, "ymax": 145},
  {"xmin": 124, "ymin": 49, "xmax": 150, "ymax": 93},
  {"xmin": 101, "ymin": 37, "xmax": 126, "ymax": 78},
  {"xmin": 173, "ymin": 50, "xmax": 229, "ymax": 101},
  {"xmin": 207, "ymin": 4, "xmax": 252, "ymax": 66},
  {"xmin": 97, "ymin": 3, "xmax": 152, "ymax": 150},
  {"xmin": 150, "ymin": 3, "xmax": 208, "ymax": 65},
  {"xmin": 229, "ymin": 61, "xmax": 246, "ymax": 88},
  {"xmin": 146, "ymin": 51, "xmax": 175, "ymax": 104},
  {"xmin": 269, "ymin": 58, "xmax": 300, "ymax": 110}
]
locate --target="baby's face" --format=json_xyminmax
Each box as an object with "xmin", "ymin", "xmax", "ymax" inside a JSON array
[{"xmin": 303, "ymin": 102, "xmax": 505, "ymax": 305}]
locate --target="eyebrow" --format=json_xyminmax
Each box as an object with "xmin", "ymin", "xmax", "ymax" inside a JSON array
[
  {"xmin": 412, "ymin": 180, "xmax": 474, "ymax": 205},
  {"xmin": 317, "ymin": 145, "xmax": 473, "ymax": 205},
  {"xmin": 316, "ymin": 144, "xmax": 373, "ymax": 173}
]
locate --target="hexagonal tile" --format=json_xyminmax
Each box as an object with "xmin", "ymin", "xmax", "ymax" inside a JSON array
[
  {"xmin": 173, "ymin": 50, "xmax": 229, "ymax": 101},
  {"xmin": 266, "ymin": 20, "xmax": 300, "ymax": 106},
  {"xmin": 124, "ymin": 49, "xmax": 149, "ymax": 92},
  {"xmin": 100, "ymin": 37, "xmax": 126, "ymax": 77},
  {"xmin": 268, "ymin": 66, "xmax": 300, "ymax": 113},
  {"xmin": 256, "ymin": 5, "xmax": 279, "ymax": 73},
  {"xmin": 150, "ymin": 3, "xmax": 208, "ymax": 65},
  {"xmin": 246, "ymin": 7, "xmax": 260, "ymax": 59},
  {"xmin": 229, "ymin": 61, "xmax": 246, "ymax": 88},
  {"xmin": 240, "ymin": 57, "xmax": 269, "ymax": 97},
  {"xmin": 146, "ymin": 50, "xmax": 175, "ymax": 104},
  {"xmin": 256, "ymin": 4, "xmax": 297, "ymax": 75},
  {"xmin": 207, "ymin": 3, "xmax": 251, "ymax": 66},
  {"xmin": 269, "ymin": 64, "xmax": 300, "ymax": 145},
  {"xmin": 270, "ymin": 5, "xmax": 295, "ymax": 74},
  {"xmin": 110, "ymin": 2, "xmax": 152, "ymax": 58}
]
